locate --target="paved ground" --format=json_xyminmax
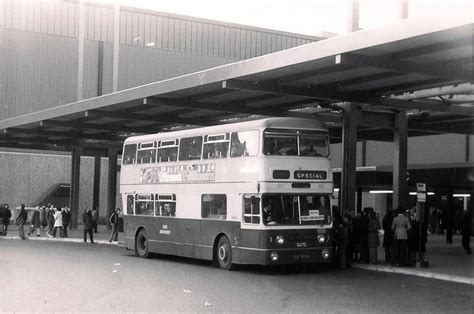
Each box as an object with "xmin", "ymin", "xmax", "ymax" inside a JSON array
[
  {"xmin": 1, "ymin": 239, "xmax": 473, "ymax": 312},
  {"xmin": 2, "ymin": 225, "xmax": 473, "ymax": 284}
]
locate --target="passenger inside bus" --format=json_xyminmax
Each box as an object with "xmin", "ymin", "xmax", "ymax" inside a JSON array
[
  {"xmin": 214, "ymin": 200, "xmax": 227, "ymax": 219},
  {"xmin": 161, "ymin": 203, "xmax": 175, "ymax": 217},
  {"xmin": 263, "ymin": 201, "xmax": 276, "ymax": 225}
]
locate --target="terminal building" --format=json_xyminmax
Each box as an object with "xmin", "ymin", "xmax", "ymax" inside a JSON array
[{"xmin": 0, "ymin": 0, "xmax": 472, "ymax": 226}]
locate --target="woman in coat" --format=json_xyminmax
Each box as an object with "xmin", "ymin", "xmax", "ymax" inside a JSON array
[{"xmin": 28, "ymin": 206, "xmax": 42, "ymax": 237}]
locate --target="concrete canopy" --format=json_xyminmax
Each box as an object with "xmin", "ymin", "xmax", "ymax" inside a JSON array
[{"xmin": 1, "ymin": 15, "xmax": 473, "ymax": 155}]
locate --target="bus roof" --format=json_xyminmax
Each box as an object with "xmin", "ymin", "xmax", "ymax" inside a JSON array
[{"xmin": 124, "ymin": 117, "xmax": 327, "ymax": 144}]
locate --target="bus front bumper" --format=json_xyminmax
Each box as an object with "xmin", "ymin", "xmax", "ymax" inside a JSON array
[{"xmin": 234, "ymin": 246, "xmax": 333, "ymax": 265}]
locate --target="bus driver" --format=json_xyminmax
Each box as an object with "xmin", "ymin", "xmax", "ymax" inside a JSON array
[{"xmin": 263, "ymin": 201, "xmax": 276, "ymax": 225}]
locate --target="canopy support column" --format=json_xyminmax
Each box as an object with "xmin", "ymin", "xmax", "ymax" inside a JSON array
[
  {"xmin": 341, "ymin": 103, "xmax": 358, "ymax": 212},
  {"xmin": 107, "ymin": 149, "xmax": 118, "ymax": 229},
  {"xmin": 93, "ymin": 155, "xmax": 101, "ymax": 214},
  {"xmin": 392, "ymin": 111, "xmax": 408, "ymax": 210},
  {"xmin": 69, "ymin": 147, "xmax": 81, "ymax": 229}
]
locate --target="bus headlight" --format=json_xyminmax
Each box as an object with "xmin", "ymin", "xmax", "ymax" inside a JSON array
[
  {"xmin": 321, "ymin": 249, "xmax": 330, "ymax": 260},
  {"xmin": 276, "ymin": 235, "xmax": 285, "ymax": 245},
  {"xmin": 317, "ymin": 234, "xmax": 326, "ymax": 243},
  {"xmin": 270, "ymin": 251, "xmax": 279, "ymax": 262}
]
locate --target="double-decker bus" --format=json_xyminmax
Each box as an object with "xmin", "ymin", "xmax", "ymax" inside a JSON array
[{"xmin": 120, "ymin": 117, "xmax": 334, "ymax": 269}]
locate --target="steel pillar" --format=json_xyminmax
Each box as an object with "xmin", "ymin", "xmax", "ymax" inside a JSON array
[
  {"xmin": 93, "ymin": 155, "xmax": 101, "ymax": 214},
  {"xmin": 112, "ymin": 3, "xmax": 120, "ymax": 93},
  {"xmin": 341, "ymin": 103, "xmax": 358, "ymax": 212},
  {"xmin": 69, "ymin": 148, "xmax": 81, "ymax": 229},
  {"xmin": 77, "ymin": 0, "xmax": 85, "ymax": 101},
  {"xmin": 392, "ymin": 112, "xmax": 408, "ymax": 210},
  {"xmin": 107, "ymin": 149, "xmax": 118, "ymax": 228},
  {"xmin": 347, "ymin": 0, "xmax": 360, "ymax": 33}
]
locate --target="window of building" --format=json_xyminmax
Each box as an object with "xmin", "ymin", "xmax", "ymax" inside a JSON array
[
  {"xmin": 135, "ymin": 194, "xmax": 154, "ymax": 216},
  {"xmin": 137, "ymin": 142, "xmax": 157, "ymax": 164},
  {"xmin": 154, "ymin": 194, "xmax": 176, "ymax": 217},
  {"xmin": 179, "ymin": 136, "xmax": 203, "ymax": 161},
  {"xmin": 157, "ymin": 139, "xmax": 179, "ymax": 162},
  {"xmin": 123, "ymin": 144, "xmax": 137, "ymax": 165},
  {"xmin": 203, "ymin": 133, "xmax": 229, "ymax": 159},
  {"xmin": 243, "ymin": 195, "xmax": 260, "ymax": 224},
  {"xmin": 230, "ymin": 130, "xmax": 259, "ymax": 157},
  {"xmin": 201, "ymin": 194, "xmax": 227, "ymax": 219}
]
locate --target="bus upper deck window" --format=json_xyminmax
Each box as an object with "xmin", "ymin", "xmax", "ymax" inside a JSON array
[
  {"xmin": 231, "ymin": 130, "xmax": 258, "ymax": 157},
  {"xmin": 123, "ymin": 144, "xmax": 137, "ymax": 165}
]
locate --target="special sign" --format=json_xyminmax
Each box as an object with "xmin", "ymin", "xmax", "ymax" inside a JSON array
[
  {"xmin": 140, "ymin": 163, "xmax": 216, "ymax": 183},
  {"xmin": 294, "ymin": 170, "xmax": 327, "ymax": 180}
]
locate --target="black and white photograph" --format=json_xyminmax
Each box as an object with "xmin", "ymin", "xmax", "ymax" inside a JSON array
[{"xmin": 0, "ymin": 0, "xmax": 473, "ymax": 312}]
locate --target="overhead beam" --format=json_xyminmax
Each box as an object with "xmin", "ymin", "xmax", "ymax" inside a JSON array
[
  {"xmin": 369, "ymin": 97, "xmax": 474, "ymax": 116},
  {"xmin": 338, "ymin": 53, "xmax": 472, "ymax": 82},
  {"xmin": 150, "ymin": 96, "xmax": 312, "ymax": 119},
  {"xmin": 3, "ymin": 127, "xmax": 121, "ymax": 142},
  {"xmin": 222, "ymin": 79, "xmax": 341, "ymax": 101},
  {"xmin": 39, "ymin": 120, "xmax": 159, "ymax": 134}
]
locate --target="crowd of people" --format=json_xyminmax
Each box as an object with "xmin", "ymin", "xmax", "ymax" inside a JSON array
[
  {"xmin": 333, "ymin": 205, "xmax": 472, "ymax": 268},
  {"xmin": 0, "ymin": 203, "xmax": 121, "ymax": 243}
]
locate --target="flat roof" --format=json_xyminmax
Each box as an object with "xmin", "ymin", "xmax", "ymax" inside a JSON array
[{"xmin": 1, "ymin": 14, "xmax": 472, "ymax": 155}]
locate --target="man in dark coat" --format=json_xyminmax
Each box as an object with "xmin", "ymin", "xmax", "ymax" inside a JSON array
[
  {"xmin": 1, "ymin": 204, "xmax": 12, "ymax": 236},
  {"xmin": 28, "ymin": 206, "xmax": 42, "ymax": 237},
  {"xmin": 16, "ymin": 204, "xmax": 28, "ymax": 240},
  {"xmin": 461, "ymin": 209, "xmax": 472, "ymax": 254},
  {"xmin": 109, "ymin": 208, "xmax": 120, "ymax": 242},
  {"xmin": 82, "ymin": 209, "xmax": 94, "ymax": 243},
  {"xmin": 382, "ymin": 210, "xmax": 395, "ymax": 264},
  {"xmin": 62, "ymin": 207, "xmax": 71, "ymax": 237}
]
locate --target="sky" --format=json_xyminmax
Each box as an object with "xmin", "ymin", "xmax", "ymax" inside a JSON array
[{"xmin": 92, "ymin": 0, "xmax": 472, "ymax": 36}]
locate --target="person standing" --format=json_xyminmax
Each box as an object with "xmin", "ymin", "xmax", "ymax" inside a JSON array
[
  {"xmin": 367, "ymin": 209, "xmax": 381, "ymax": 264},
  {"xmin": 1, "ymin": 204, "xmax": 12, "ymax": 236},
  {"xmin": 15, "ymin": 204, "xmax": 28, "ymax": 240},
  {"xmin": 461, "ymin": 209, "xmax": 472, "ymax": 254},
  {"xmin": 62, "ymin": 207, "xmax": 71, "ymax": 237},
  {"xmin": 82, "ymin": 209, "xmax": 94, "ymax": 243},
  {"xmin": 28, "ymin": 206, "xmax": 42, "ymax": 237},
  {"xmin": 46, "ymin": 205, "xmax": 55, "ymax": 235},
  {"xmin": 109, "ymin": 208, "xmax": 120, "ymax": 242},
  {"xmin": 382, "ymin": 210, "xmax": 395, "ymax": 264},
  {"xmin": 391, "ymin": 207, "xmax": 411, "ymax": 266},
  {"xmin": 40, "ymin": 205, "xmax": 48, "ymax": 233},
  {"xmin": 92, "ymin": 207, "xmax": 99, "ymax": 233},
  {"xmin": 50, "ymin": 207, "xmax": 63, "ymax": 238},
  {"xmin": 333, "ymin": 207, "xmax": 348, "ymax": 269}
]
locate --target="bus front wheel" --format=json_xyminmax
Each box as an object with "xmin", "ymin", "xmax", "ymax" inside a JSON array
[
  {"xmin": 216, "ymin": 236, "xmax": 233, "ymax": 270},
  {"xmin": 135, "ymin": 229, "xmax": 149, "ymax": 258}
]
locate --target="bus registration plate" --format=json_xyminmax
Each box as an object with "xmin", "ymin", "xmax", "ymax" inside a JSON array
[{"xmin": 292, "ymin": 253, "xmax": 310, "ymax": 260}]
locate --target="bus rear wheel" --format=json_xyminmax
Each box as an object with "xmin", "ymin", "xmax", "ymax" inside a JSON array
[
  {"xmin": 216, "ymin": 236, "xmax": 233, "ymax": 270},
  {"xmin": 135, "ymin": 229, "xmax": 149, "ymax": 258}
]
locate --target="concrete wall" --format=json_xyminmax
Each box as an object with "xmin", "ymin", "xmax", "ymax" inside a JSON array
[{"xmin": 0, "ymin": 151, "xmax": 120, "ymax": 221}]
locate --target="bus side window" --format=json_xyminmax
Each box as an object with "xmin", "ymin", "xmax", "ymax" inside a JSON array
[
  {"xmin": 201, "ymin": 194, "xmax": 227, "ymax": 220},
  {"xmin": 179, "ymin": 136, "xmax": 203, "ymax": 161},
  {"xmin": 135, "ymin": 194, "xmax": 154, "ymax": 216},
  {"xmin": 155, "ymin": 194, "xmax": 176, "ymax": 217}
]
